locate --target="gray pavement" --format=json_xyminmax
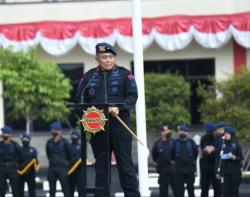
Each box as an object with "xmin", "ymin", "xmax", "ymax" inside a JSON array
[{"xmin": 6, "ymin": 165, "xmax": 249, "ymax": 197}]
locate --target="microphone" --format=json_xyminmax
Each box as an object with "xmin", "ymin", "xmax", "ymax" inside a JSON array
[
  {"xmin": 75, "ymin": 75, "xmax": 96, "ymax": 103},
  {"xmin": 103, "ymin": 71, "xmax": 108, "ymax": 104}
]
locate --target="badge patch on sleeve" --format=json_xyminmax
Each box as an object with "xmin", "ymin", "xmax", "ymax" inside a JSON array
[
  {"xmin": 89, "ymin": 88, "xmax": 95, "ymax": 95},
  {"xmin": 112, "ymin": 87, "xmax": 118, "ymax": 93},
  {"xmin": 128, "ymin": 74, "xmax": 135, "ymax": 79},
  {"xmin": 128, "ymin": 74, "xmax": 136, "ymax": 88}
]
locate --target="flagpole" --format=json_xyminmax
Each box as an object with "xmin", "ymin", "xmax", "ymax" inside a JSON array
[{"xmin": 131, "ymin": 0, "xmax": 150, "ymax": 196}]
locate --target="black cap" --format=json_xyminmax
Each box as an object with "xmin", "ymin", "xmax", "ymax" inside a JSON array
[
  {"xmin": 224, "ymin": 126, "xmax": 235, "ymax": 135},
  {"xmin": 95, "ymin": 42, "xmax": 116, "ymax": 55},
  {"xmin": 50, "ymin": 122, "xmax": 63, "ymax": 130},
  {"xmin": 1, "ymin": 126, "xmax": 13, "ymax": 134},
  {"xmin": 71, "ymin": 129, "xmax": 80, "ymax": 137},
  {"xmin": 215, "ymin": 121, "xmax": 226, "ymax": 129},
  {"xmin": 204, "ymin": 121, "xmax": 216, "ymax": 133},
  {"xmin": 161, "ymin": 125, "xmax": 171, "ymax": 131},
  {"xmin": 21, "ymin": 132, "xmax": 31, "ymax": 140},
  {"xmin": 178, "ymin": 124, "xmax": 190, "ymax": 132}
]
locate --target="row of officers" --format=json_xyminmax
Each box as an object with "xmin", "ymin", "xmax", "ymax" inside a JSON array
[
  {"xmin": 152, "ymin": 122, "xmax": 243, "ymax": 197},
  {"xmin": 0, "ymin": 121, "xmax": 244, "ymax": 197},
  {"xmin": 0, "ymin": 122, "xmax": 82, "ymax": 197}
]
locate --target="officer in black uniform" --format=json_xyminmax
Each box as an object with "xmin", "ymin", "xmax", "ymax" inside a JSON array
[
  {"xmin": 200, "ymin": 122, "xmax": 221, "ymax": 197},
  {"xmin": 76, "ymin": 42, "xmax": 140, "ymax": 197},
  {"xmin": 214, "ymin": 121, "xmax": 227, "ymax": 148},
  {"xmin": 215, "ymin": 126, "xmax": 243, "ymax": 197},
  {"xmin": 46, "ymin": 122, "xmax": 72, "ymax": 197},
  {"xmin": 68, "ymin": 129, "xmax": 82, "ymax": 197},
  {"xmin": 215, "ymin": 121, "xmax": 226, "ymax": 137},
  {"xmin": 172, "ymin": 124, "xmax": 198, "ymax": 197},
  {"xmin": 151, "ymin": 125, "xmax": 176, "ymax": 197},
  {"xmin": 0, "ymin": 126, "xmax": 22, "ymax": 197},
  {"xmin": 18, "ymin": 133, "xmax": 38, "ymax": 197}
]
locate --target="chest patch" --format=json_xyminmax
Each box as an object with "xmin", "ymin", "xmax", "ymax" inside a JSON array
[{"xmin": 89, "ymin": 88, "xmax": 95, "ymax": 95}]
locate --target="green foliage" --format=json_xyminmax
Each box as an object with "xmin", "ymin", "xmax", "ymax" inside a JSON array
[
  {"xmin": 144, "ymin": 73, "xmax": 190, "ymax": 132},
  {"xmin": 0, "ymin": 48, "xmax": 72, "ymax": 131},
  {"xmin": 197, "ymin": 70, "xmax": 250, "ymax": 142}
]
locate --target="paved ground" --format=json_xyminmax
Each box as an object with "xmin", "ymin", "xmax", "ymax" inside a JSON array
[{"xmin": 5, "ymin": 165, "xmax": 250, "ymax": 197}]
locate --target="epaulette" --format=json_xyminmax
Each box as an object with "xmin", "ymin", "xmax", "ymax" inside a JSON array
[
  {"xmin": 117, "ymin": 66, "xmax": 129, "ymax": 72},
  {"xmin": 11, "ymin": 140, "xmax": 18, "ymax": 145},
  {"xmin": 85, "ymin": 67, "xmax": 97, "ymax": 75}
]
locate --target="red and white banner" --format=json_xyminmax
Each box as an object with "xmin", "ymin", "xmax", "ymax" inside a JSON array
[{"xmin": 0, "ymin": 12, "xmax": 250, "ymax": 56}]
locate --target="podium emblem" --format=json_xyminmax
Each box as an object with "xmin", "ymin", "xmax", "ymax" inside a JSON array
[{"xmin": 81, "ymin": 106, "xmax": 108, "ymax": 134}]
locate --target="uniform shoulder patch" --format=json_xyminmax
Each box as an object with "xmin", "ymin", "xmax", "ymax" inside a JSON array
[
  {"xmin": 117, "ymin": 66, "xmax": 129, "ymax": 72},
  {"xmin": 128, "ymin": 74, "xmax": 135, "ymax": 79},
  {"xmin": 85, "ymin": 68, "xmax": 96, "ymax": 75}
]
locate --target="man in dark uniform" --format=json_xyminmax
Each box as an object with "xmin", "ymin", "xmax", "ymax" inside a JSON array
[
  {"xmin": 46, "ymin": 122, "xmax": 72, "ymax": 197},
  {"xmin": 172, "ymin": 124, "xmax": 198, "ymax": 197},
  {"xmin": 215, "ymin": 126, "xmax": 243, "ymax": 197},
  {"xmin": 214, "ymin": 121, "xmax": 227, "ymax": 148},
  {"xmin": 18, "ymin": 133, "xmax": 39, "ymax": 197},
  {"xmin": 76, "ymin": 42, "xmax": 140, "ymax": 197},
  {"xmin": 0, "ymin": 126, "xmax": 22, "ymax": 197},
  {"xmin": 151, "ymin": 125, "xmax": 176, "ymax": 197},
  {"xmin": 200, "ymin": 122, "xmax": 221, "ymax": 197},
  {"xmin": 68, "ymin": 129, "xmax": 82, "ymax": 197},
  {"xmin": 215, "ymin": 121, "xmax": 226, "ymax": 137}
]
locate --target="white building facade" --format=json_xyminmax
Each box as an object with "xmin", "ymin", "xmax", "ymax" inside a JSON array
[{"xmin": 1, "ymin": 0, "xmax": 250, "ymax": 128}]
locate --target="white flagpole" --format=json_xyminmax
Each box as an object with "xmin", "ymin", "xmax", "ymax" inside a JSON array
[{"xmin": 131, "ymin": 0, "xmax": 150, "ymax": 196}]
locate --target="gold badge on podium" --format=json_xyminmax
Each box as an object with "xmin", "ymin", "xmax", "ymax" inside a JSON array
[{"xmin": 81, "ymin": 106, "xmax": 108, "ymax": 134}]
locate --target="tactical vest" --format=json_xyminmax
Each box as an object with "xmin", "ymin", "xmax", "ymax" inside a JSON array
[
  {"xmin": 48, "ymin": 139, "xmax": 69, "ymax": 166},
  {"xmin": 0, "ymin": 141, "xmax": 18, "ymax": 163},
  {"xmin": 222, "ymin": 137, "xmax": 238, "ymax": 154},
  {"xmin": 157, "ymin": 139, "xmax": 174, "ymax": 162},
  {"xmin": 174, "ymin": 139, "xmax": 194, "ymax": 158}
]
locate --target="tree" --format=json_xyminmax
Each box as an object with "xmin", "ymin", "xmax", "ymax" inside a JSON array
[
  {"xmin": 0, "ymin": 49, "xmax": 72, "ymax": 133},
  {"xmin": 197, "ymin": 70, "xmax": 250, "ymax": 142},
  {"xmin": 143, "ymin": 73, "xmax": 190, "ymax": 132}
]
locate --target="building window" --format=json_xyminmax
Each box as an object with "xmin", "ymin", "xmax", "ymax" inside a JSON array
[
  {"xmin": 57, "ymin": 63, "xmax": 84, "ymax": 128},
  {"xmin": 132, "ymin": 58, "xmax": 215, "ymax": 125}
]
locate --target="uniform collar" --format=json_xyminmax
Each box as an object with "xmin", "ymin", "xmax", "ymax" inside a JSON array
[
  {"xmin": 3, "ymin": 139, "xmax": 12, "ymax": 144},
  {"xmin": 96, "ymin": 64, "xmax": 118, "ymax": 72},
  {"xmin": 53, "ymin": 137, "xmax": 62, "ymax": 142}
]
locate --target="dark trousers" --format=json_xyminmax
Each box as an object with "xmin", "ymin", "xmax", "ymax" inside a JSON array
[
  {"xmin": 69, "ymin": 168, "xmax": 82, "ymax": 197},
  {"xmin": 0, "ymin": 171, "xmax": 19, "ymax": 197},
  {"xmin": 47, "ymin": 166, "xmax": 70, "ymax": 197},
  {"xmin": 158, "ymin": 172, "xmax": 176, "ymax": 197},
  {"xmin": 222, "ymin": 174, "xmax": 241, "ymax": 197},
  {"xmin": 90, "ymin": 117, "xmax": 140, "ymax": 197},
  {"xmin": 174, "ymin": 173, "xmax": 195, "ymax": 197},
  {"xmin": 200, "ymin": 168, "xmax": 221, "ymax": 197},
  {"xmin": 19, "ymin": 171, "xmax": 36, "ymax": 197}
]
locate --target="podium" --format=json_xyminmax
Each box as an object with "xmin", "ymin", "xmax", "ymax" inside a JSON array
[{"xmin": 67, "ymin": 103, "xmax": 122, "ymax": 197}]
